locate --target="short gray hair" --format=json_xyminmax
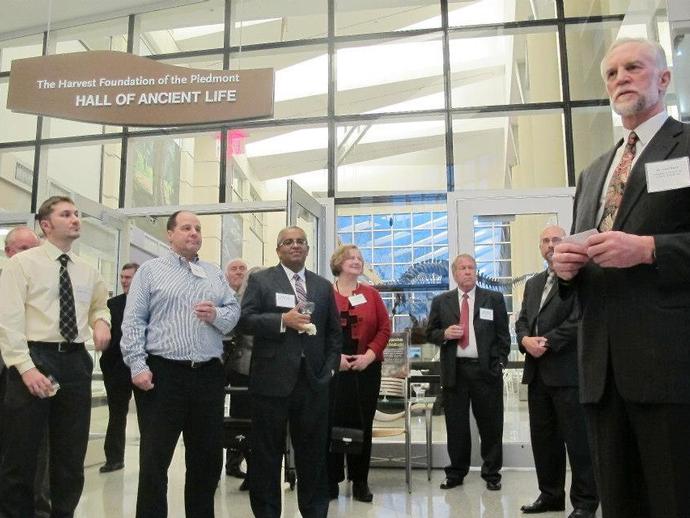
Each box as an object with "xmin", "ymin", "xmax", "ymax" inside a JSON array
[{"xmin": 600, "ymin": 37, "xmax": 667, "ymax": 78}]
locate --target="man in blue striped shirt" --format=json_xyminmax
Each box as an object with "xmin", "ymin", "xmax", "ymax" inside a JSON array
[{"xmin": 121, "ymin": 210, "xmax": 240, "ymax": 518}]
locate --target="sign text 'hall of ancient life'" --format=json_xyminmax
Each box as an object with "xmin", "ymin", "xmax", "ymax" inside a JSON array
[{"xmin": 7, "ymin": 51, "xmax": 274, "ymax": 126}]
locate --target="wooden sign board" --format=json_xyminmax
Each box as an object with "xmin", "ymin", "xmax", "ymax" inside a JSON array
[{"xmin": 7, "ymin": 50, "xmax": 274, "ymax": 126}]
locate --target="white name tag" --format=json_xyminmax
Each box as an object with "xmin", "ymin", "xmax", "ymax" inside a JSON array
[
  {"xmin": 276, "ymin": 293, "xmax": 296, "ymax": 308},
  {"xmin": 73, "ymin": 285, "xmax": 92, "ymax": 304},
  {"xmin": 189, "ymin": 263, "xmax": 207, "ymax": 278},
  {"xmin": 645, "ymin": 157, "xmax": 690, "ymax": 193},
  {"xmin": 348, "ymin": 294, "xmax": 367, "ymax": 306},
  {"xmin": 479, "ymin": 308, "xmax": 494, "ymax": 321}
]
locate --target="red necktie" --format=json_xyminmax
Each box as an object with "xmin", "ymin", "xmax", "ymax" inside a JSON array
[{"xmin": 459, "ymin": 292, "xmax": 469, "ymax": 349}]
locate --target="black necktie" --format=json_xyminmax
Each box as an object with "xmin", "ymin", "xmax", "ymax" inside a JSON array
[{"xmin": 58, "ymin": 254, "xmax": 78, "ymax": 343}]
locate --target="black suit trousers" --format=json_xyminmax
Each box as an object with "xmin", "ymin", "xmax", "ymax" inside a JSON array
[
  {"xmin": 528, "ymin": 376, "xmax": 597, "ymax": 510},
  {"xmin": 443, "ymin": 360, "xmax": 503, "ymax": 483},
  {"xmin": 134, "ymin": 356, "xmax": 225, "ymax": 518},
  {"xmin": 100, "ymin": 359, "xmax": 133, "ymax": 465},
  {"xmin": 327, "ymin": 361, "xmax": 381, "ymax": 485},
  {"xmin": 249, "ymin": 365, "xmax": 330, "ymax": 518},
  {"xmin": 0, "ymin": 345, "xmax": 92, "ymax": 518},
  {"xmin": 584, "ymin": 372, "xmax": 690, "ymax": 518}
]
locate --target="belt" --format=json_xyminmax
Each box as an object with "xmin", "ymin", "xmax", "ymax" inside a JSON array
[
  {"xmin": 150, "ymin": 355, "xmax": 220, "ymax": 369},
  {"xmin": 456, "ymin": 357, "xmax": 479, "ymax": 364},
  {"xmin": 28, "ymin": 341, "xmax": 85, "ymax": 353}
]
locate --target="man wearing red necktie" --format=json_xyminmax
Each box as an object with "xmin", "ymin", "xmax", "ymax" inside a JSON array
[{"xmin": 427, "ymin": 254, "xmax": 510, "ymax": 491}]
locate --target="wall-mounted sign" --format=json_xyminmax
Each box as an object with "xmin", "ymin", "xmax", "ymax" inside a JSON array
[{"xmin": 7, "ymin": 50, "xmax": 274, "ymax": 126}]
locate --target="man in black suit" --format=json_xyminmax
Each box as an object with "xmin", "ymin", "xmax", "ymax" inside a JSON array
[
  {"xmin": 99, "ymin": 262, "xmax": 139, "ymax": 474},
  {"xmin": 240, "ymin": 226, "xmax": 341, "ymax": 518},
  {"xmin": 426, "ymin": 254, "xmax": 510, "ymax": 491},
  {"xmin": 553, "ymin": 38, "xmax": 690, "ymax": 517},
  {"xmin": 516, "ymin": 226, "xmax": 597, "ymax": 518}
]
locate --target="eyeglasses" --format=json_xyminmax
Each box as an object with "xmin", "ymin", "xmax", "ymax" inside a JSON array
[{"xmin": 279, "ymin": 238, "xmax": 308, "ymax": 247}]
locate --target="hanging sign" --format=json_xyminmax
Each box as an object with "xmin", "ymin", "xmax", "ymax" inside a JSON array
[{"xmin": 7, "ymin": 50, "xmax": 274, "ymax": 126}]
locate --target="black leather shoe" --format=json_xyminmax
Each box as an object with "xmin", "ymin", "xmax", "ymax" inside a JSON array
[
  {"xmin": 225, "ymin": 466, "xmax": 246, "ymax": 479},
  {"xmin": 521, "ymin": 496, "xmax": 566, "ymax": 513},
  {"xmin": 329, "ymin": 483, "xmax": 339, "ymax": 500},
  {"xmin": 99, "ymin": 461, "xmax": 124, "ymax": 473},
  {"xmin": 486, "ymin": 480, "xmax": 502, "ymax": 491},
  {"xmin": 352, "ymin": 481, "xmax": 373, "ymax": 503},
  {"xmin": 440, "ymin": 478, "xmax": 463, "ymax": 489},
  {"xmin": 568, "ymin": 510, "xmax": 595, "ymax": 518}
]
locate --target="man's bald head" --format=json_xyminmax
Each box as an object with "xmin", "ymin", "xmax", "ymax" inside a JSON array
[{"xmin": 5, "ymin": 226, "xmax": 40, "ymax": 258}]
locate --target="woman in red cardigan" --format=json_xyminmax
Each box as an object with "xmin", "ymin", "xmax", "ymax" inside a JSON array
[{"xmin": 327, "ymin": 244, "xmax": 391, "ymax": 503}]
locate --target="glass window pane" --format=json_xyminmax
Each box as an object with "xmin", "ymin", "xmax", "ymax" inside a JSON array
[
  {"xmin": 453, "ymin": 110, "xmax": 566, "ymax": 189},
  {"xmin": 138, "ymin": 0, "xmax": 225, "ymax": 55},
  {"xmin": 230, "ymin": 0, "xmax": 326, "ymax": 45},
  {"xmin": 0, "ymin": 148, "xmax": 34, "ymax": 211},
  {"xmin": 393, "ymin": 248, "xmax": 412, "ymax": 263},
  {"xmin": 392, "ymin": 213, "xmax": 411, "ymax": 229},
  {"xmin": 566, "ymin": 20, "xmax": 624, "ymax": 101},
  {"xmin": 233, "ymin": 123, "xmax": 327, "ymax": 201},
  {"xmin": 572, "ymin": 105, "xmax": 623, "ymax": 177},
  {"xmin": 336, "ymin": 34, "xmax": 444, "ymax": 115},
  {"xmin": 44, "ymin": 140, "xmax": 122, "ymax": 208},
  {"xmin": 353, "ymin": 214, "xmax": 372, "ymax": 231},
  {"xmin": 564, "ymin": 0, "xmax": 631, "ymax": 17},
  {"xmin": 354, "ymin": 232, "xmax": 372, "ymax": 247},
  {"xmin": 373, "ymin": 231, "xmax": 393, "ymax": 247},
  {"xmin": 412, "ymin": 212, "xmax": 431, "ymax": 227},
  {"xmin": 337, "ymin": 215, "xmax": 352, "ymax": 230},
  {"xmin": 0, "ymin": 80, "xmax": 37, "ymax": 142},
  {"xmin": 450, "ymin": 27, "xmax": 561, "ymax": 108},
  {"xmin": 337, "ymin": 116, "xmax": 447, "ymax": 193},
  {"xmin": 229, "ymin": 45, "xmax": 327, "ymax": 119},
  {"xmin": 392, "ymin": 230, "xmax": 412, "ymax": 246},
  {"xmin": 53, "ymin": 18, "xmax": 128, "ymax": 54},
  {"xmin": 413, "ymin": 229, "xmax": 432, "ymax": 243},
  {"xmin": 448, "ymin": 0, "xmax": 556, "ymax": 26},
  {"xmin": 373, "ymin": 247, "xmax": 392, "ymax": 263},
  {"xmin": 433, "ymin": 211, "xmax": 447, "ymax": 228},
  {"xmin": 373, "ymin": 214, "xmax": 391, "ymax": 229},
  {"xmin": 414, "ymin": 246, "xmax": 433, "ymax": 260},
  {"xmin": 126, "ymin": 132, "xmax": 219, "ymax": 207},
  {"xmin": 335, "ymin": 0, "xmax": 440, "ymax": 36},
  {"xmin": 1, "ymin": 34, "xmax": 43, "ymax": 72}
]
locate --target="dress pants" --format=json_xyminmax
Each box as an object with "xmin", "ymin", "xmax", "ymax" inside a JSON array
[
  {"xmin": 328, "ymin": 361, "xmax": 381, "ymax": 485},
  {"xmin": 249, "ymin": 366, "xmax": 330, "ymax": 518},
  {"xmin": 528, "ymin": 376, "xmax": 597, "ymax": 511},
  {"xmin": 443, "ymin": 359, "xmax": 503, "ymax": 483},
  {"xmin": 100, "ymin": 359, "xmax": 133, "ymax": 465},
  {"xmin": 584, "ymin": 371, "xmax": 690, "ymax": 518},
  {"xmin": 0, "ymin": 345, "xmax": 92, "ymax": 518},
  {"xmin": 134, "ymin": 355, "xmax": 225, "ymax": 518}
]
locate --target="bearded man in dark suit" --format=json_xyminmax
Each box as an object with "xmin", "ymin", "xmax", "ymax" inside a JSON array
[
  {"xmin": 516, "ymin": 225, "xmax": 597, "ymax": 518},
  {"xmin": 239, "ymin": 226, "xmax": 341, "ymax": 518},
  {"xmin": 553, "ymin": 38, "xmax": 690, "ymax": 518}
]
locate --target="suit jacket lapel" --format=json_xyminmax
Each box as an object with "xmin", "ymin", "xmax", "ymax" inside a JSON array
[
  {"xmin": 615, "ymin": 117, "xmax": 683, "ymax": 230},
  {"xmin": 272, "ymin": 264, "xmax": 296, "ymax": 301},
  {"xmin": 540, "ymin": 272, "xmax": 558, "ymax": 313},
  {"xmin": 526, "ymin": 271, "xmax": 546, "ymax": 331},
  {"xmin": 447, "ymin": 289, "xmax": 460, "ymax": 324},
  {"xmin": 580, "ymin": 146, "xmax": 619, "ymax": 230}
]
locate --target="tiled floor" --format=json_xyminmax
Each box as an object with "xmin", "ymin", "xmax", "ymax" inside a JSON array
[{"xmin": 76, "ymin": 402, "xmax": 595, "ymax": 517}]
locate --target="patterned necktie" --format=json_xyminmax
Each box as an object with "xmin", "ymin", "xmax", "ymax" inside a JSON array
[
  {"xmin": 293, "ymin": 273, "xmax": 307, "ymax": 306},
  {"xmin": 459, "ymin": 292, "xmax": 469, "ymax": 349},
  {"xmin": 58, "ymin": 254, "xmax": 78, "ymax": 343},
  {"xmin": 599, "ymin": 131, "xmax": 639, "ymax": 232}
]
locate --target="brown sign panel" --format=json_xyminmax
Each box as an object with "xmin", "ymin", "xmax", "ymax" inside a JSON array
[{"xmin": 7, "ymin": 51, "xmax": 274, "ymax": 126}]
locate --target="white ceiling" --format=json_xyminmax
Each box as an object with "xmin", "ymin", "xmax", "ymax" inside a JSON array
[{"xmin": 0, "ymin": 0, "xmax": 209, "ymax": 41}]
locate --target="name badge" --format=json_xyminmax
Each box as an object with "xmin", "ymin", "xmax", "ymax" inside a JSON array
[
  {"xmin": 645, "ymin": 157, "xmax": 690, "ymax": 193},
  {"xmin": 189, "ymin": 263, "xmax": 207, "ymax": 279},
  {"xmin": 348, "ymin": 294, "xmax": 367, "ymax": 306},
  {"xmin": 479, "ymin": 308, "xmax": 494, "ymax": 321},
  {"xmin": 73, "ymin": 285, "xmax": 92, "ymax": 304},
  {"xmin": 276, "ymin": 293, "xmax": 296, "ymax": 308}
]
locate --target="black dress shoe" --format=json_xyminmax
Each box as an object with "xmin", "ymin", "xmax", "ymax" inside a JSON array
[
  {"xmin": 568, "ymin": 509, "xmax": 595, "ymax": 518},
  {"xmin": 521, "ymin": 496, "xmax": 566, "ymax": 513},
  {"xmin": 329, "ymin": 483, "xmax": 339, "ymax": 500},
  {"xmin": 440, "ymin": 478, "xmax": 463, "ymax": 489},
  {"xmin": 486, "ymin": 480, "xmax": 501, "ymax": 491},
  {"xmin": 352, "ymin": 481, "xmax": 373, "ymax": 503},
  {"xmin": 99, "ymin": 461, "xmax": 124, "ymax": 473},
  {"xmin": 225, "ymin": 466, "xmax": 246, "ymax": 479}
]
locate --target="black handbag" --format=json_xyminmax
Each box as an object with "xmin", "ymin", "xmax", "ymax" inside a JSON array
[
  {"xmin": 329, "ymin": 369, "xmax": 365, "ymax": 455},
  {"xmin": 329, "ymin": 426, "xmax": 364, "ymax": 454}
]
